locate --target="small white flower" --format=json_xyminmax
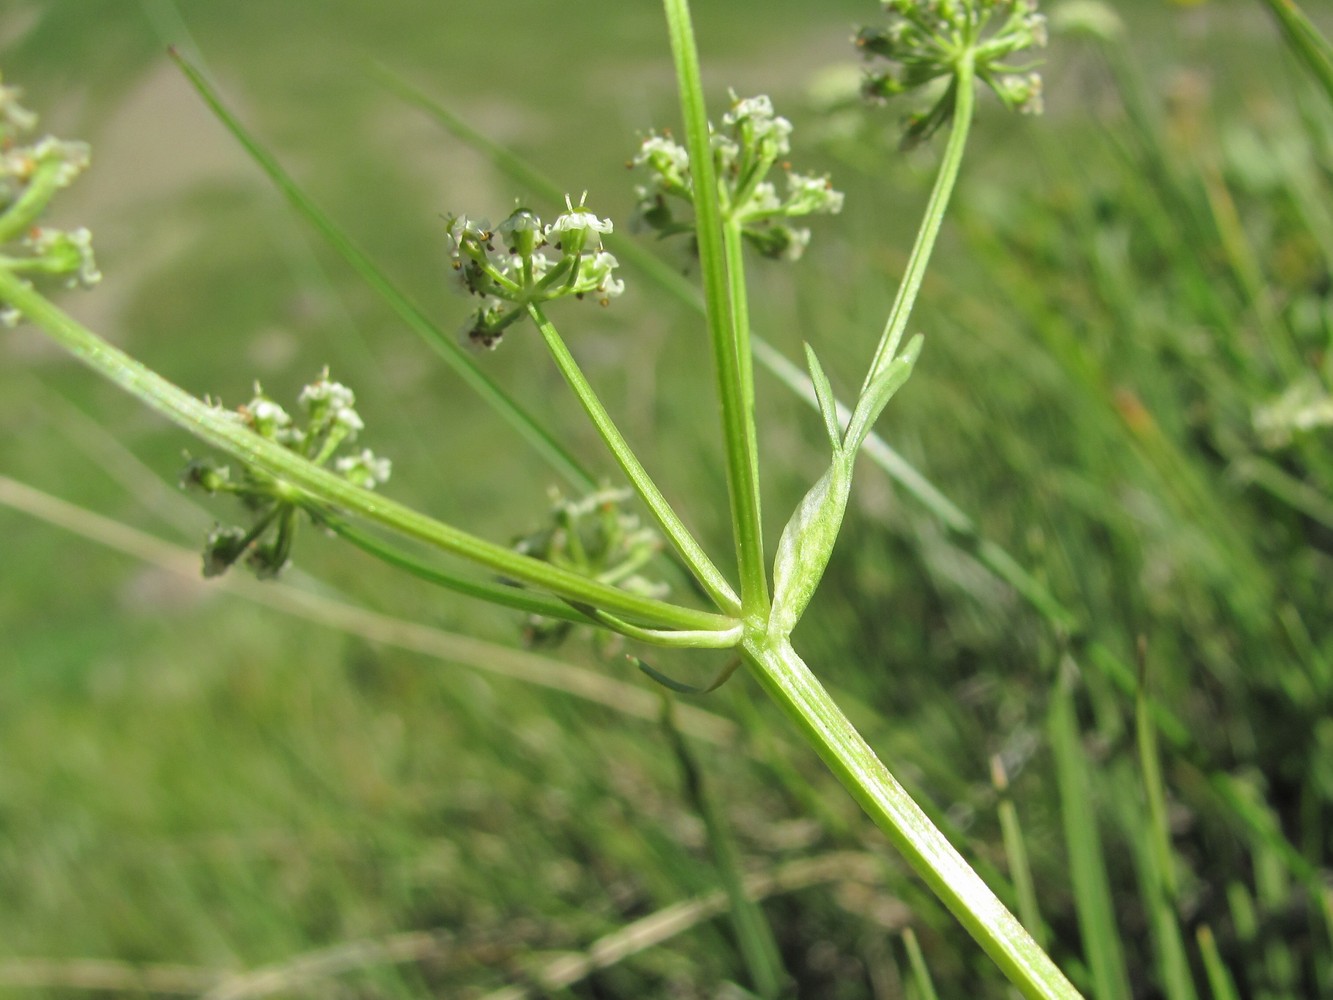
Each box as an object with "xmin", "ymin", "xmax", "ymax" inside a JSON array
[
  {"xmin": 748, "ymin": 181, "xmax": 782, "ymax": 213},
  {"xmin": 0, "ymin": 81, "xmax": 38, "ymax": 135},
  {"xmin": 634, "ymin": 135, "xmax": 690, "ymax": 175},
  {"xmin": 785, "ymin": 172, "xmax": 846, "ymax": 215},
  {"xmin": 242, "ymin": 392, "xmax": 293, "ymax": 439},
  {"xmin": 30, "ymin": 137, "xmax": 91, "ymax": 188},
  {"xmin": 336, "ymin": 448, "xmax": 392, "ymax": 489},
  {"xmin": 581, "ymin": 251, "xmax": 624, "ymax": 300},
  {"xmin": 547, "ymin": 208, "xmax": 614, "ymax": 238}
]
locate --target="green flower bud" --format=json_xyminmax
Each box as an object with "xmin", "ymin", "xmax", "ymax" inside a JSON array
[{"xmin": 203, "ymin": 524, "xmax": 250, "ymax": 578}]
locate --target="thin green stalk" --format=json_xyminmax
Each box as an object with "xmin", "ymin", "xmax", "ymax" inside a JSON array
[
  {"xmin": 862, "ymin": 56, "xmax": 975, "ymax": 389},
  {"xmin": 0, "ymin": 269, "xmax": 731, "ymax": 633},
  {"xmin": 0, "ymin": 473, "xmax": 738, "ymax": 746},
  {"xmin": 723, "ymin": 218, "xmax": 762, "ymax": 531},
  {"xmin": 661, "ymin": 0, "xmax": 768, "ymax": 617},
  {"xmin": 991, "ymin": 755, "xmax": 1047, "ymax": 950},
  {"xmin": 169, "ymin": 49, "xmax": 594, "ymax": 494},
  {"xmin": 744, "ymin": 636, "xmax": 1082, "ymax": 1000},
  {"xmin": 527, "ymin": 302, "xmax": 740, "ymax": 614},
  {"xmin": 0, "ymin": 159, "xmax": 72, "ymax": 243},
  {"xmin": 902, "ymin": 928, "xmax": 941, "ymax": 1000},
  {"xmin": 317, "ymin": 513, "xmax": 596, "ymax": 626}
]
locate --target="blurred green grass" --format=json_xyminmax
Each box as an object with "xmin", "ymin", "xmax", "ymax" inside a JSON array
[{"xmin": 3, "ymin": 1, "xmax": 1332, "ymax": 997}]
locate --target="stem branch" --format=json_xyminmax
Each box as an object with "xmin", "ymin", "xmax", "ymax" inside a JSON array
[
  {"xmin": 528, "ymin": 303, "xmax": 740, "ymax": 614},
  {"xmin": 0, "ymin": 269, "xmax": 728, "ymax": 633}
]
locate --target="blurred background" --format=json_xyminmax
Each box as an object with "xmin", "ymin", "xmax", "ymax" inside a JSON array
[{"xmin": 2, "ymin": 1, "xmax": 1332, "ymax": 997}]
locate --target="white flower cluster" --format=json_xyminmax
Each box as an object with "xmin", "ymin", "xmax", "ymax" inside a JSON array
[
  {"xmin": 445, "ymin": 195, "xmax": 624, "ymax": 348},
  {"xmin": 632, "ymin": 93, "xmax": 844, "ymax": 262},
  {"xmin": 0, "ymin": 75, "xmax": 100, "ymax": 326},
  {"xmin": 860, "ymin": 0, "xmax": 1047, "ymax": 141}
]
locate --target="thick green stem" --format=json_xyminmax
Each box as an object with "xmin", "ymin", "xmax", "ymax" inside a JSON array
[
  {"xmin": 0, "ymin": 270, "xmax": 730, "ymax": 633},
  {"xmin": 862, "ymin": 57, "xmax": 976, "ymax": 389},
  {"xmin": 662, "ymin": 0, "xmax": 768, "ymax": 618},
  {"xmin": 743, "ymin": 636, "xmax": 1084, "ymax": 1000},
  {"xmin": 528, "ymin": 303, "xmax": 740, "ymax": 614},
  {"xmin": 722, "ymin": 218, "xmax": 763, "ymax": 551}
]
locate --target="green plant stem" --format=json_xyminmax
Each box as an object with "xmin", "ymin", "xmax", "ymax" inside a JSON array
[
  {"xmin": 317, "ymin": 513, "xmax": 596, "ymax": 626},
  {"xmin": 722, "ymin": 217, "xmax": 763, "ymax": 538},
  {"xmin": 168, "ymin": 50, "xmax": 594, "ymax": 494},
  {"xmin": 743, "ymin": 635, "xmax": 1082, "ymax": 1000},
  {"xmin": 862, "ymin": 56, "xmax": 975, "ymax": 389},
  {"xmin": 662, "ymin": 0, "xmax": 768, "ymax": 619},
  {"xmin": 0, "ymin": 269, "xmax": 731, "ymax": 633},
  {"xmin": 527, "ymin": 303, "xmax": 740, "ymax": 614}
]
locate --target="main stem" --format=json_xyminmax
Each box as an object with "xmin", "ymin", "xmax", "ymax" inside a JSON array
[
  {"xmin": 662, "ymin": 0, "xmax": 769, "ymax": 619},
  {"xmin": 744, "ymin": 635, "xmax": 1084, "ymax": 1000}
]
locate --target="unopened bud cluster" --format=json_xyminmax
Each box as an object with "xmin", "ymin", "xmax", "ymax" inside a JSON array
[
  {"xmin": 184, "ymin": 371, "xmax": 391, "ymax": 578},
  {"xmin": 445, "ymin": 194, "xmax": 623, "ymax": 348},
  {"xmin": 633, "ymin": 93, "xmax": 844, "ymax": 262},
  {"xmin": 857, "ymin": 0, "xmax": 1046, "ymax": 143},
  {"xmin": 514, "ymin": 487, "xmax": 667, "ymax": 647},
  {"xmin": 0, "ymin": 74, "xmax": 99, "ymax": 326}
]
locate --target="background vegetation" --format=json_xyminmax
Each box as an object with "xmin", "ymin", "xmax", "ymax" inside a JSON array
[{"xmin": 2, "ymin": 0, "xmax": 1331, "ymax": 996}]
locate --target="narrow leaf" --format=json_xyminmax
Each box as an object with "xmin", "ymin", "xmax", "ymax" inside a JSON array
[
  {"xmin": 844, "ymin": 334, "xmax": 924, "ymax": 454},
  {"xmin": 769, "ymin": 457, "xmax": 852, "ymax": 637},
  {"xmin": 803, "ymin": 342, "xmax": 842, "ymax": 451}
]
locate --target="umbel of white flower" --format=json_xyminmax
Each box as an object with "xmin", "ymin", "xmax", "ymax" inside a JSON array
[
  {"xmin": 857, "ymin": 0, "xmax": 1048, "ymax": 144},
  {"xmin": 445, "ymin": 194, "xmax": 624, "ymax": 348},
  {"xmin": 185, "ymin": 370, "xmax": 391, "ymax": 579},
  {"xmin": 0, "ymin": 72, "xmax": 101, "ymax": 327},
  {"xmin": 632, "ymin": 93, "xmax": 844, "ymax": 263}
]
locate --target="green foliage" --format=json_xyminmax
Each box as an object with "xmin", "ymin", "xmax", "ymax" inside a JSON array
[{"xmin": 2, "ymin": 1, "xmax": 1332, "ymax": 998}]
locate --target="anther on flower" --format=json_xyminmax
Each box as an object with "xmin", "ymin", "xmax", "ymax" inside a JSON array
[
  {"xmin": 444, "ymin": 196, "xmax": 624, "ymax": 348},
  {"xmin": 858, "ymin": 0, "xmax": 1047, "ymax": 144},
  {"xmin": 632, "ymin": 93, "xmax": 843, "ymax": 262},
  {"xmin": 0, "ymin": 73, "xmax": 101, "ymax": 325},
  {"xmin": 183, "ymin": 371, "xmax": 391, "ymax": 579}
]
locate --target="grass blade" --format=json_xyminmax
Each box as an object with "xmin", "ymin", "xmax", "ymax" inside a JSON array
[
  {"xmin": 1049, "ymin": 663, "xmax": 1131, "ymax": 1000},
  {"xmin": 1258, "ymin": 0, "xmax": 1333, "ymax": 102},
  {"xmin": 991, "ymin": 755, "xmax": 1047, "ymax": 950},
  {"xmin": 901, "ymin": 928, "xmax": 940, "ymax": 1000},
  {"xmin": 661, "ymin": 699, "xmax": 789, "ymax": 998},
  {"xmin": 1195, "ymin": 926, "xmax": 1241, "ymax": 1000}
]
